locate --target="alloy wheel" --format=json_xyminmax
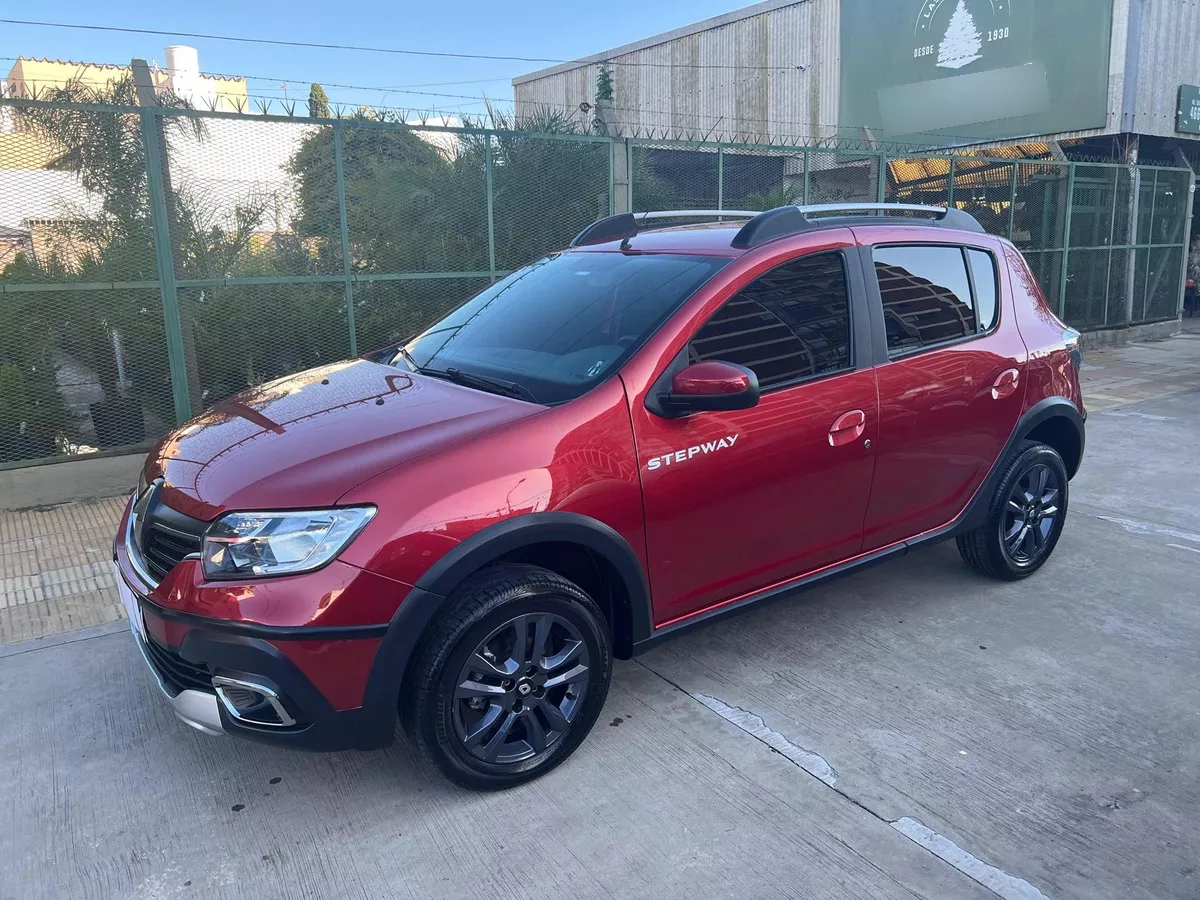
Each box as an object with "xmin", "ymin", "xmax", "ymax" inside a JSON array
[
  {"xmin": 451, "ymin": 613, "xmax": 591, "ymax": 765},
  {"xmin": 1001, "ymin": 463, "xmax": 1062, "ymax": 565}
]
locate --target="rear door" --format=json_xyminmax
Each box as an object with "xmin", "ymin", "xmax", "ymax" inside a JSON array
[
  {"xmin": 630, "ymin": 242, "xmax": 879, "ymax": 625},
  {"xmin": 860, "ymin": 236, "xmax": 1027, "ymax": 550}
]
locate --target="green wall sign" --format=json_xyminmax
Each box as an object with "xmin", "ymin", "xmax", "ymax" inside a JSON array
[
  {"xmin": 1177, "ymin": 85, "xmax": 1200, "ymax": 135},
  {"xmin": 840, "ymin": 0, "xmax": 1114, "ymax": 147}
]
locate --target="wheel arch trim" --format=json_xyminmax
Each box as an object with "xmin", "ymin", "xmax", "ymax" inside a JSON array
[
  {"xmin": 960, "ymin": 396, "xmax": 1084, "ymax": 531},
  {"xmin": 355, "ymin": 512, "xmax": 652, "ymax": 750}
]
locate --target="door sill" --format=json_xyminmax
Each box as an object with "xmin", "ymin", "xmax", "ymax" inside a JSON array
[{"xmin": 634, "ymin": 520, "xmax": 961, "ymax": 654}]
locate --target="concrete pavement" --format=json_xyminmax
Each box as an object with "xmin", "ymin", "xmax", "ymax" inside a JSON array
[{"xmin": 2, "ymin": 334, "xmax": 1200, "ymax": 898}]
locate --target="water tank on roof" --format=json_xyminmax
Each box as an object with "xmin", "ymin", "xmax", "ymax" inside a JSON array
[
  {"xmin": 163, "ymin": 45, "xmax": 214, "ymax": 108},
  {"xmin": 165, "ymin": 46, "xmax": 199, "ymax": 80}
]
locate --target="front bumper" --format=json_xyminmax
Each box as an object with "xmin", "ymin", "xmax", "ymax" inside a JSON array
[
  {"xmin": 120, "ymin": 570, "xmax": 381, "ymax": 751},
  {"xmin": 114, "ymin": 493, "xmax": 409, "ymax": 752},
  {"xmin": 128, "ymin": 619, "xmax": 225, "ymax": 736}
]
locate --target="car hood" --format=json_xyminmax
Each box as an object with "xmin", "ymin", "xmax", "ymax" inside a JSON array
[{"xmin": 148, "ymin": 359, "xmax": 542, "ymax": 519}]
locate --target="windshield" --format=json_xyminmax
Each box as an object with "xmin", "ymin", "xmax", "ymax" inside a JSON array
[{"xmin": 395, "ymin": 252, "xmax": 731, "ymax": 405}]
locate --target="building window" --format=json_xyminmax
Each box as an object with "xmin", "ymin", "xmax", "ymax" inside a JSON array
[
  {"xmin": 873, "ymin": 246, "xmax": 979, "ymax": 356},
  {"xmin": 689, "ymin": 252, "xmax": 851, "ymax": 390}
]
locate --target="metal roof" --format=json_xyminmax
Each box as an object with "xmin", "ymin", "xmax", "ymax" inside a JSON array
[{"xmin": 512, "ymin": 0, "xmax": 809, "ymax": 85}]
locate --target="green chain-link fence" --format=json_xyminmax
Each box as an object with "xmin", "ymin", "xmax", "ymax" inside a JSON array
[
  {"xmin": 0, "ymin": 97, "xmax": 1193, "ymax": 467},
  {"xmin": 632, "ymin": 139, "xmax": 1194, "ymax": 334}
]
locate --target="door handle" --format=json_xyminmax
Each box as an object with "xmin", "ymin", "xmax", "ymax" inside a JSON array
[
  {"xmin": 828, "ymin": 409, "xmax": 866, "ymax": 447},
  {"xmin": 991, "ymin": 368, "xmax": 1020, "ymax": 400}
]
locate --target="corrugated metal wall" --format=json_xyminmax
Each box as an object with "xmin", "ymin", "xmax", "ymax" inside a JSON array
[
  {"xmin": 1134, "ymin": 0, "xmax": 1200, "ymax": 140},
  {"xmin": 515, "ymin": 0, "xmax": 839, "ymax": 143},
  {"xmin": 515, "ymin": 0, "xmax": 1200, "ymax": 148}
]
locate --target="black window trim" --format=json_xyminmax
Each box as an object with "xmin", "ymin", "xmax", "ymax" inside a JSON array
[
  {"xmin": 867, "ymin": 241, "xmax": 1002, "ymax": 364},
  {"xmin": 686, "ymin": 248, "xmax": 860, "ymax": 397}
]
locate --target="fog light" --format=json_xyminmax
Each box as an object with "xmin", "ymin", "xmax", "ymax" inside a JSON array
[{"xmin": 212, "ymin": 675, "xmax": 296, "ymax": 727}]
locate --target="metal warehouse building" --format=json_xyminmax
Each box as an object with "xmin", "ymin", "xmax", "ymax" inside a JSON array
[
  {"xmin": 514, "ymin": 0, "xmax": 1200, "ymax": 339},
  {"xmin": 514, "ymin": 0, "xmax": 1200, "ymax": 156}
]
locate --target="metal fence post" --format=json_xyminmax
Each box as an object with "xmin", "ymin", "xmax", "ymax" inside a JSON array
[
  {"xmin": 803, "ymin": 149, "xmax": 811, "ymax": 205},
  {"xmin": 135, "ymin": 99, "xmax": 192, "ymax": 424},
  {"xmin": 1178, "ymin": 179, "xmax": 1197, "ymax": 316},
  {"xmin": 1102, "ymin": 167, "xmax": 1120, "ymax": 324},
  {"xmin": 626, "ymin": 139, "xmax": 634, "ymax": 213},
  {"xmin": 1007, "ymin": 164, "xmax": 1019, "ymax": 239},
  {"xmin": 485, "ymin": 140, "xmax": 497, "ymax": 282},
  {"xmin": 608, "ymin": 139, "xmax": 615, "ymax": 216},
  {"xmin": 1058, "ymin": 163, "xmax": 1077, "ymax": 318},
  {"xmin": 717, "ymin": 147, "xmax": 725, "ymax": 212},
  {"xmin": 877, "ymin": 153, "xmax": 887, "ymax": 204},
  {"xmin": 332, "ymin": 120, "xmax": 357, "ymax": 357},
  {"xmin": 947, "ymin": 156, "xmax": 957, "ymax": 207}
]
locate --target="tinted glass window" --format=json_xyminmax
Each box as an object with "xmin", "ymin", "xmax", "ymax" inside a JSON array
[
  {"xmin": 401, "ymin": 253, "xmax": 730, "ymax": 405},
  {"xmin": 968, "ymin": 249, "xmax": 999, "ymax": 331},
  {"xmin": 873, "ymin": 246, "xmax": 976, "ymax": 356},
  {"xmin": 689, "ymin": 252, "xmax": 851, "ymax": 391}
]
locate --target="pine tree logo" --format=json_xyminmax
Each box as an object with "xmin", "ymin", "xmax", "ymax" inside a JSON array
[{"xmin": 937, "ymin": 0, "xmax": 984, "ymax": 69}]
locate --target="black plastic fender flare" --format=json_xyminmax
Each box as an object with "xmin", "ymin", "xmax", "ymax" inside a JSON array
[
  {"xmin": 355, "ymin": 512, "xmax": 652, "ymax": 749},
  {"xmin": 958, "ymin": 396, "xmax": 1085, "ymax": 533}
]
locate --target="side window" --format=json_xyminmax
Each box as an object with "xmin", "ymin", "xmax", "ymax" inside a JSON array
[
  {"xmin": 873, "ymin": 246, "xmax": 976, "ymax": 356},
  {"xmin": 967, "ymin": 248, "xmax": 999, "ymax": 332},
  {"xmin": 689, "ymin": 252, "xmax": 852, "ymax": 391}
]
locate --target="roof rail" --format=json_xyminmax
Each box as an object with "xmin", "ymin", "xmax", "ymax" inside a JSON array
[
  {"xmin": 731, "ymin": 203, "xmax": 985, "ymax": 249},
  {"xmin": 571, "ymin": 209, "xmax": 760, "ymax": 248}
]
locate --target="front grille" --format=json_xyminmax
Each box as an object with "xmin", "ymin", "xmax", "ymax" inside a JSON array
[
  {"xmin": 140, "ymin": 526, "xmax": 202, "ymax": 582},
  {"xmin": 130, "ymin": 481, "xmax": 207, "ymax": 584},
  {"xmin": 143, "ymin": 635, "xmax": 213, "ymax": 694}
]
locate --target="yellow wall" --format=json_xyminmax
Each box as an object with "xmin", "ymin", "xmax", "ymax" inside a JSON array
[
  {"xmin": 5, "ymin": 58, "xmax": 248, "ymax": 111},
  {"xmin": 0, "ymin": 132, "xmax": 57, "ymax": 170}
]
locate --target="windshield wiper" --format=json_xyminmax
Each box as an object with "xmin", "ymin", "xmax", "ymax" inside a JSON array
[
  {"xmin": 426, "ymin": 366, "xmax": 538, "ymax": 403},
  {"xmin": 392, "ymin": 345, "xmax": 420, "ymax": 372}
]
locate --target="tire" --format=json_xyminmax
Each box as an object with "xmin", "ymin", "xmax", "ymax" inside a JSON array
[
  {"xmin": 403, "ymin": 564, "xmax": 613, "ymax": 791},
  {"xmin": 956, "ymin": 440, "xmax": 1069, "ymax": 581}
]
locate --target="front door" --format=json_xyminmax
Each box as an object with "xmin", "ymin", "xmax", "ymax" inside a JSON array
[
  {"xmin": 861, "ymin": 241, "xmax": 1026, "ymax": 549},
  {"xmin": 631, "ymin": 249, "xmax": 878, "ymax": 626}
]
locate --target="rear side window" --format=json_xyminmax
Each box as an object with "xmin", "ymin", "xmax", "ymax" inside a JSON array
[
  {"xmin": 873, "ymin": 246, "xmax": 983, "ymax": 356},
  {"xmin": 967, "ymin": 249, "xmax": 999, "ymax": 332},
  {"xmin": 689, "ymin": 251, "xmax": 851, "ymax": 391}
]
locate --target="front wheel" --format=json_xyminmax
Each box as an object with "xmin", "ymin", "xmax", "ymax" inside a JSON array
[
  {"xmin": 404, "ymin": 565, "xmax": 612, "ymax": 790},
  {"xmin": 957, "ymin": 440, "xmax": 1069, "ymax": 580}
]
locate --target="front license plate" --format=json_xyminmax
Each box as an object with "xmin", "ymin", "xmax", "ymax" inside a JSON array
[{"xmin": 114, "ymin": 564, "xmax": 147, "ymax": 641}]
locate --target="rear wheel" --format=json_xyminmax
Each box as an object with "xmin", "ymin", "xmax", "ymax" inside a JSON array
[
  {"xmin": 957, "ymin": 440, "xmax": 1069, "ymax": 580},
  {"xmin": 404, "ymin": 565, "xmax": 612, "ymax": 790}
]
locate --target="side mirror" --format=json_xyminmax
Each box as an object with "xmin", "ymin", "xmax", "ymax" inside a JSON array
[{"xmin": 664, "ymin": 360, "xmax": 760, "ymax": 415}]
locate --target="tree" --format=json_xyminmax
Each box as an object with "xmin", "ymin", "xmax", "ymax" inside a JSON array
[
  {"xmin": 12, "ymin": 76, "xmax": 286, "ymax": 433},
  {"xmin": 14, "ymin": 75, "xmax": 208, "ymax": 441},
  {"xmin": 595, "ymin": 65, "xmax": 614, "ymax": 103},
  {"xmin": 0, "ymin": 253, "xmax": 73, "ymax": 460},
  {"xmin": 937, "ymin": 0, "xmax": 983, "ymax": 70},
  {"xmin": 308, "ymin": 83, "xmax": 331, "ymax": 118}
]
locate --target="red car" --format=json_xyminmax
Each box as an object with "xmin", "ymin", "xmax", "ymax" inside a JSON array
[{"xmin": 114, "ymin": 204, "xmax": 1085, "ymax": 789}]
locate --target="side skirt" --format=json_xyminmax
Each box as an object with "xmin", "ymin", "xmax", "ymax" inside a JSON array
[{"xmin": 631, "ymin": 519, "xmax": 963, "ymax": 656}]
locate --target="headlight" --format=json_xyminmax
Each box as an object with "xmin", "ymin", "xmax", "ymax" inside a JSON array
[{"xmin": 202, "ymin": 507, "xmax": 375, "ymax": 579}]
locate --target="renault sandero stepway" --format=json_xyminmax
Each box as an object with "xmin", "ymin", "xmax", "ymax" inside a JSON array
[{"xmin": 114, "ymin": 204, "xmax": 1085, "ymax": 789}]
